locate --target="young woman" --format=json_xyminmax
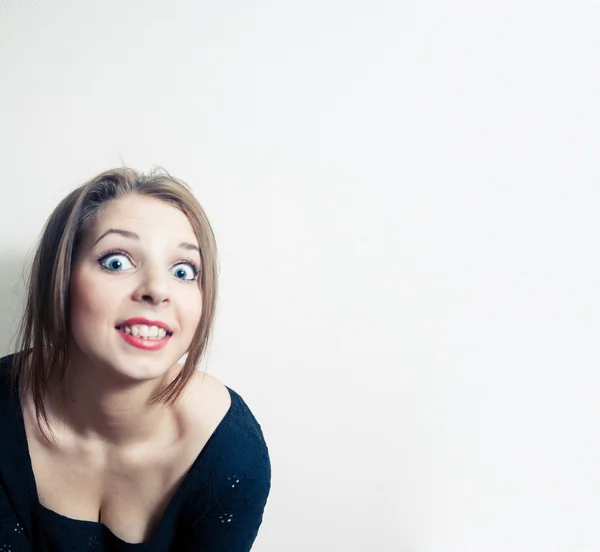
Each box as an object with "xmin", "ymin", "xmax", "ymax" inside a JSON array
[{"xmin": 0, "ymin": 168, "xmax": 271, "ymax": 551}]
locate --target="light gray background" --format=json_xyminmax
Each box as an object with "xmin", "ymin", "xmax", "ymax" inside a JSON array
[{"xmin": 1, "ymin": 1, "xmax": 599, "ymax": 551}]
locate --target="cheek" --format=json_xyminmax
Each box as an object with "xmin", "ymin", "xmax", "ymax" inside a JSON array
[
  {"xmin": 69, "ymin": 273, "xmax": 111, "ymax": 329},
  {"xmin": 181, "ymin": 290, "xmax": 203, "ymax": 333}
]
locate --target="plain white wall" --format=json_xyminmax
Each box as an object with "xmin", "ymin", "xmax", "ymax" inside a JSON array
[{"xmin": 1, "ymin": 0, "xmax": 599, "ymax": 550}]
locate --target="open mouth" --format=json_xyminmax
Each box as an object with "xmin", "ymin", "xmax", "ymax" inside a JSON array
[{"xmin": 115, "ymin": 324, "xmax": 174, "ymax": 341}]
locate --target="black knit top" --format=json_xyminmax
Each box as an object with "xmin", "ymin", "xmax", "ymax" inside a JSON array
[{"xmin": 0, "ymin": 354, "xmax": 271, "ymax": 551}]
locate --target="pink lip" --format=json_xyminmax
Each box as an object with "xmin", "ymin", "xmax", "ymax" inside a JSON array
[
  {"xmin": 116, "ymin": 328, "xmax": 171, "ymax": 351},
  {"xmin": 117, "ymin": 317, "xmax": 173, "ymax": 334}
]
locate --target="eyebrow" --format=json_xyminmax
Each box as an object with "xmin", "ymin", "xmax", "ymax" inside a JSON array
[{"xmin": 94, "ymin": 228, "xmax": 201, "ymax": 253}]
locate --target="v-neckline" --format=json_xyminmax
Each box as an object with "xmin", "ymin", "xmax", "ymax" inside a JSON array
[{"xmin": 13, "ymin": 381, "xmax": 234, "ymax": 547}]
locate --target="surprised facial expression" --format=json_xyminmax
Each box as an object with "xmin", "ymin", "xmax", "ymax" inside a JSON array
[{"xmin": 69, "ymin": 194, "xmax": 203, "ymax": 381}]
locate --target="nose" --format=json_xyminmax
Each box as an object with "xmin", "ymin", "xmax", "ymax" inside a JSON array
[{"xmin": 132, "ymin": 264, "xmax": 171, "ymax": 306}]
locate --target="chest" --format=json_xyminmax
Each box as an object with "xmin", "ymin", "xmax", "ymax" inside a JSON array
[
  {"xmin": 18, "ymin": 371, "xmax": 230, "ymax": 544},
  {"xmin": 30, "ymin": 441, "xmax": 193, "ymax": 543}
]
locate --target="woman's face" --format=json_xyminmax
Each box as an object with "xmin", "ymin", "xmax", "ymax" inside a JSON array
[{"xmin": 69, "ymin": 194, "xmax": 203, "ymax": 382}]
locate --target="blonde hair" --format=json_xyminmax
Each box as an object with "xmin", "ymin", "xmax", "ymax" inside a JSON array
[{"xmin": 11, "ymin": 167, "xmax": 219, "ymax": 433}]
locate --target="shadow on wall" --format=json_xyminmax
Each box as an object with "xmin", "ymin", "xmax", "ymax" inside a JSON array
[{"xmin": 0, "ymin": 250, "xmax": 30, "ymax": 357}]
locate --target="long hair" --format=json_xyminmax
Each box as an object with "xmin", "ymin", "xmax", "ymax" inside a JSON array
[{"xmin": 11, "ymin": 167, "xmax": 219, "ymax": 435}]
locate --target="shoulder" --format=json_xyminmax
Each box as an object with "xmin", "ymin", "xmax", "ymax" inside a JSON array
[
  {"xmin": 0, "ymin": 354, "xmax": 12, "ymax": 378},
  {"xmin": 181, "ymin": 369, "xmax": 270, "ymax": 464},
  {"xmin": 178, "ymin": 368, "xmax": 232, "ymax": 440},
  {"xmin": 0, "ymin": 354, "xmax": 17, "ymax": 404},
  {"xmin": 178, "ymin": 376, "xmax": 271, "ymax": 535},
  {"xmin": 178, "ymin": 369, "xmax": 270, "ymax": 495}
]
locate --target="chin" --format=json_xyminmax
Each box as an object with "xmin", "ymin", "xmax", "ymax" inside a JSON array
[
  {"xmin": 108, "ymin": 355, "xmax": 176, "ymax": 382},
  {"xmin": 70, "ymin": 333, "xmax": 184, "ymax": 384}
]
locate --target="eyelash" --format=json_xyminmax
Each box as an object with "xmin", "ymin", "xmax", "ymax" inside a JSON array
[{"xmin": 96, "ymin": 249, "xmax": 201, "ymax": 282}]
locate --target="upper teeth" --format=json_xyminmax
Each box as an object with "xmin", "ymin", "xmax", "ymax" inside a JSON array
[{"xmin": 121, "ymin": 325, "xmax": 168, "ymax": 339}]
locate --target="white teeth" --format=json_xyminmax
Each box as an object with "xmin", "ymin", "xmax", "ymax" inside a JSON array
[{"xmin": 120, "ymin": 324, "xmax": 170, "ymax": 340}]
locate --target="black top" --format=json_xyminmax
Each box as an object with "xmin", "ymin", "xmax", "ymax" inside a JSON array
[{"xmin": 0, "ymin": 354, "xmax": 271, "ymax": 551}]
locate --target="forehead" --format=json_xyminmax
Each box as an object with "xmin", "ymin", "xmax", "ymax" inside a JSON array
[{"xmin": 89, "ymin": 194, "xmax": 198, "ymax": 242}]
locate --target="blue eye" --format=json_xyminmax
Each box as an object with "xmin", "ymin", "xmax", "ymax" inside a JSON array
[
  {"xmin": 99, "ymin": 253, "xmax": 133, "ymax": 272},
  {"xmin": 171, "ymin": 262, "xmax": 198, "ymax": 281}
]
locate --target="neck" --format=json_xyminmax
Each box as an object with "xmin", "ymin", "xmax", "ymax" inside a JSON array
[{"xmin": 51, "ymin": 355, "xmax": 181, "ymax": 448}]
